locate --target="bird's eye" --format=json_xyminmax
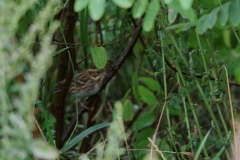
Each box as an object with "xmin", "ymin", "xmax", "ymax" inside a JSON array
[{"xmin": 97, "ymin": 71, "xmax": 100, "ymax": 74}]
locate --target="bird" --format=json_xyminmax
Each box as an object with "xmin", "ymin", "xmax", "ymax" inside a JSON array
[{"xmin": 50, "ymin": 66, "xmax": 107, "ymax": 108}]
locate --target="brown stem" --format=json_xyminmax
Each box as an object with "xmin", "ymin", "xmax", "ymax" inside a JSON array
[
  {"xmin": 61, "ymin": 18, "xmax": 143, "ymax": 145},
  {"xmin": 54, "ymin": 0, "xmax": 77, "ymax": 149},
  {"xmin": 96, "ymin": 20, "xmax": 103, "ymax": 44}
]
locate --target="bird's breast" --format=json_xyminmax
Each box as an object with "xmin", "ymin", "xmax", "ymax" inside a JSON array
[{"xmin": 71, "ymin": 84, "xmax": 100, "ymax": 98}]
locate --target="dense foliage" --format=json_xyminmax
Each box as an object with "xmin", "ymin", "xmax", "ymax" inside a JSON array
[{"xmin": 1, "ymin": 0, "xmax": 240, "ymax": 159}]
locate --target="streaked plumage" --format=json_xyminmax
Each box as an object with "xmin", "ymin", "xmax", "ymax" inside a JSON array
[{"xmin": 50, "ymin": 66, "xmax": 106, "ymax": 98}]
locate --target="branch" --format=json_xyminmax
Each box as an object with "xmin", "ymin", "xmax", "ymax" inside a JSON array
[
  {"xmin": 61, "ymin": 18, "xmax": 143, "ymax": 145},
  {"xmin": 54, "ymin": 0, "xmax": 77, "ymax": 149}
]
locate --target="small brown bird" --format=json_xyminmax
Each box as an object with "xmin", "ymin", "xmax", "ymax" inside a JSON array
[{"xmin": 50, "ymin": 66, "xmax": 107, "ymax": 107}]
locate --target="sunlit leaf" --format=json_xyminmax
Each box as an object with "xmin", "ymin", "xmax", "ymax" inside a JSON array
[
  {"xmin": 132, "ymin": 114, "xmax": 155, "ymax": 131},
  {"xmin": 207, "ymin": 7, "xmax": 220, "ymax": 29},
  {"xmin": 179, "ymin": 0, "xmax": 193, "ymax": 10},
  {"xmin": 229, "ymin": 0, "xmax": 240, "ymax": 26},
  {"xmin": 112, "ymin": 0, "xmax": 134, "ymax": 9},
  {"xmin": 164, "ymin": 0, "xmax": 173, "ymax": 5},
  {"xmin": 168, "ymin": 9, "xmax": 178, "ymax": 23},
  {"xmin": 123, "ymin": 99, "xmax": 134, "ymax": 121},
  {"xmin": 169, "ymin": 1, "xmax": 195, "ymax": 21},
  {"xmin": 196, "ymin": 15, "xmax": 209, "ymax": 34},
  {"xmin": 89, "ymin": 0, "xmax": 105, "ymax": 21},
  {"xmin": 90, "ymin": 46, "xmax": 107, "ymax": 69},
  {"xmin": 143, "ymin": 0, "xmax": 159, "ymax": 32},
  {"xmin": 219, "ymin": 2, "xmax": 230, "ymax": 26},
  {"xmin": 139, "ymin": 86, "xmax": 157, "ymax": 105},
  {"xmin": 74, "ymin": 0, "xmax": 89, "ymax": 12},
  {"xmin": 132, "ymin": 0, "xmax": 148, "ymax": 19}
]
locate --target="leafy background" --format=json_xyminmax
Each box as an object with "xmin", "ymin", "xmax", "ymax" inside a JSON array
[{"xmin": 1, "ymin": 0, "xmax": 240, "ymax": 159}]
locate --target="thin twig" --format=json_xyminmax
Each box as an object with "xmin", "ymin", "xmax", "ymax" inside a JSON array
[
  {"xmin": 51, "ymin": 24, "xmax": 142, "ymax": 47},
  {"xmin": 148, "ymin": 138, "xmax": 166, "ymax": 160},
  {"xmin": 222, "ymin": 65, "xmax": 237, "ymax": 155},
  {"xmin": 34, "ymin": 116, "xmax": 48, "ymax": 143}
]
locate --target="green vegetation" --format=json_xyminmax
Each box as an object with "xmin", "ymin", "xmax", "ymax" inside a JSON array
[{"xmin": 1, "ymin": 0, "xmax": 240, "ymax": 159}]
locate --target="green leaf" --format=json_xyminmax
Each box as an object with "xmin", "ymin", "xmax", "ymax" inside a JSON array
[
  {"xmin": 133, "ymin": 128, "xmax": 154, "ymax": 149},
  {"xmin": 155, "ymin": 138, "xmax": 172, "ymax": 159},
  {"xmin": 169, "ymin": 100, "xmax": 181, "ymax": 115},
  {"xmin": 123, "ymin": 99, "xmax": 135, "ymax": 121},
  {"xmin": 139, "ymin": 86, "xmax": 157, "ymax": 105},
  {"xmin": 132, "ymin": 71, "xmax": 141, "ymax": 103},
  {"xmin": 169, "ymin": 1, "xmax": 195, "ymax": 21},
  {"xmin": 55, "ymin": 47, "xmax": 70, "ymax": 55},
  {"xmin": 212, "ymin": 146, "xmax": 225, "ymax": 160},
  {"xmin": 140, "ymin": 77, "xmax": 161, "ymax": 93},
  {"xmin": 143, "ymin": 0, "xmax": 159, "ymax": 32},
  {"xmin": 194, "ymin": 128, "xmax": 212, "ymax": 160},
  {"xmin": 164, "ymin": 0, "xmax": 173, "ymax": 5},
  {"xmin": 60, "ymin": 123, "xmax": 111, "ymax": 152},
  {"xmin": 181, "ymin": 145, "xmax": 187, "ymax": 152},
  {"xmin": 221, "ymin": 62, "xmax": 233, "ymax": 81},
  {"xmin": 229, "ymin": 0, "xmax": 240, "ymax": 26},
  {"xmin": 207, "ymin": 7, "xmax": 220, "ymax": 29},
  {"xmin": 166, "ymin": 23, "xmax": 186, "ymax": 30},
  {"xmin": 196, "ymin": 7, "xmax": 220, "ymax": 34},
  {"xmin": 168, "ymin": 9, "xmax": 178, "ymax": 24},
  {"xmin": 89, "ymin": 0, "xmax": 105, "ymax": 21},
  {"xmin": 90, "ymin": 46, "xmax": 107, "ymax": 69},
  {"xmin": 74, "ymin": 0, "xmax": 89, "ymax": 12},
  {"xmin": 179, "ymin": 0, "xmax": 193, "ymax": 10},
  {"xmin": 132, "ymin": 114, "xmax": 155, "ymax": 131},
  {"xmin": 132, "ymin": 0, "xmax": 148, "ymax": 19},
  {"xmin": 112, "ymin": 0, "xmax": 134, "ymax": 9},
  {"xmin": 233, "ymin": 56, "xmax": 240, "ymax": 82},
  {"xmin": 182, "ymin": 21, "xmax": 196, "ymax": 31},
  {"xmin": 122, "ymin": 89, "xmax": 132, "ymax": 103},
  {"xmin": 196, "ymin": 15, "xmax": 209, "ymax": 34},
  {"xmin": 218, "ymin": 2, "xmax": 230, "ymax": 26}
]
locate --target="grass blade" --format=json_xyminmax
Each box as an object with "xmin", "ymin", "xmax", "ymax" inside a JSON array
[
  {"xmin": 194, "ymin": 128, "xmax": 212, "ymax": 160},
  {"xmin": 60, "ymin": 123, "xmax": 111, "ymax": 152}
]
